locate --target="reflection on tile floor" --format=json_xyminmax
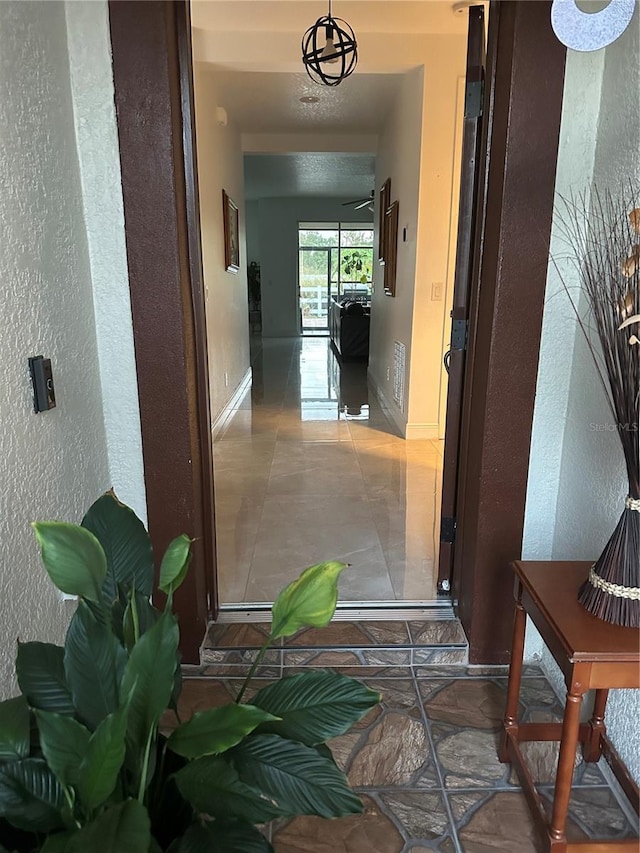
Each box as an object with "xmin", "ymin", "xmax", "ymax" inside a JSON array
[
  {"xmin": 213, "ymin": 337, "xmax": 444, "ymax": 604},
  {"xmin": 173, "ymin": 669, "xmax": 637, "ymax": 852}
]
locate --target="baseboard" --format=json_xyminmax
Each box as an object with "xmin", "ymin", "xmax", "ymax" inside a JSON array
[
  {"xmin": 211, "ymin": 367, "xmax": 252, "ymax": 440},
  {"xmin": 405, "ymin": 422, "xmax": 440, "ymax": 440},
  {"xmin": 368, "ymin": 372, "xmax": 439, "ymax": 440},
  {"xmin": 368, "ymin": 371, "xmax": 407, "ymax": 438}
]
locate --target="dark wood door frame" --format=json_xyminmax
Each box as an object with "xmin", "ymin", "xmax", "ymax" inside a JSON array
[
  {"xmin": 109, "ymin": 0, "xmax": 217, "ymax": 664},
  {"xmin": 452, "ymin": 1, "xmax": 566, "ymax": 662},
  {"xmin": 108, "ymin": 0, "xmax": 566, "ymax": 664}
]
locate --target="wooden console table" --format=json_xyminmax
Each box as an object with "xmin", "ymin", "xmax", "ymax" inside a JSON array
[{"xmin": 499, "ymin": 561, "xmax": 639, "ymax": 852}]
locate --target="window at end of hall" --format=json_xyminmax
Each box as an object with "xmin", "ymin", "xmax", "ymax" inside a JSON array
[{"xmin": 298, "ymin": 223, "xmax": 374, "ymax": 328}]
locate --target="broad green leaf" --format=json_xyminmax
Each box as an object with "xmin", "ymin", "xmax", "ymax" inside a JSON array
[
  {"xmin": 82, "ymin": 492, "xmax": 154, "ymax": 603},
  {"xmin": 178, "ymin": 821, "xmax": 273, "ymax": 853},
  {"xmin": 34, "ymin": 711, "xmax": 89, "ymax": 787},
  {"xmin": 32, "ymin": 522, "xmax": 106, "ymax": 603},
  {"xmin": 16, "ymin": 642, "xmax": 74, "ymax": 716},
  {"xmin": 231, "ymin": 734, "xmax": 362, "ymax": 818},
  {"xmin": 168, "ymin": 704, "xmax": 279, "ymax": 759},
  {"xmin": 0, "ymin": 697, "xmax": 29, "ymax": 761},
  {"xmin": 251, "ymin": 670, "xmax": 380, "ymax": 745},
  {"xmin": 64, "ymin": 602, "xmax": 127, "ymax": 730},
  {"xmin": 175, "ymin": 756, "xmax": 284, "ymax": 824},
  {"xmin": 270, "ymin": 561, "xmax": 348, "ymax": 640},
  {"xmin": 0, "ymin": 758, "xmax": 64, "ymax": 832},
  {"xmin": 123, "ymin": 591, "xmax": 160, "ymax": 650},
  {"xmin": 41, "ymin": 831, "xmax": 77, "ymax": 852},
  {"xmin": 158, "ymin": 535, "xmax": 192, "ymax": 594},
  {"xmin": 76, "ymin": 703, "xmax": 128, "ymax": 809},
  {"xmin": 210, "ymin": 821, "xmax": 274, "ymax": 852},
  {"xmin": 120, "ymin": 610, "xmax": 179, "ymax": 754},
  {"xmin": 173, "ymin": 823, "xmax": 215, "ymax": 853},
  {"xmin": 68, "ymin": 799, "xmax": 150, "ymax": 853}
]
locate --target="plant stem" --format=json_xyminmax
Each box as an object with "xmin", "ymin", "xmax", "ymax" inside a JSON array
[
  {"xmin": 236, "ymin": 637, "xmax": 272, "ymax": 703},
  {"xmin": 138, "ymin": 725, "xmax": 155, "ymax": 803},
  {"xmin": 131, "ymin": 591, "xmax": 140, "ymax": 644}
]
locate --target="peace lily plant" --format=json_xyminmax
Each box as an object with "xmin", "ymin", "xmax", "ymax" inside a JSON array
[{"xmin": 0, "ymin": 493, "xmax": 379, "ymax": 852}]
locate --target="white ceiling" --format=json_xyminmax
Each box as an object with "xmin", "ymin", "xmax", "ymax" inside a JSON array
[
  {"xmin": 205, "ymin": 69, "xmax": 401, "ymax": 135},
  {"xmin": 244, "ymin": 152, "xmax": 375, "ymax": 199},
  {"xmin": 191, "ymin": 0, "xmax": 474, "ymax": 199}
]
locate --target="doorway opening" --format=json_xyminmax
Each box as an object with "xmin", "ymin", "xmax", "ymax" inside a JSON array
[
  {"xmin": 110, "ymin": 0, "xmax": 568, "ymax": 662},
  {"xmin": 298, "ymin": 223, "xmax": 374, "ymax": 334}
]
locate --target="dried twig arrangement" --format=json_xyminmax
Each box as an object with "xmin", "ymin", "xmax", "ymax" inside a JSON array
[{"xmin": 555, "ymin": 186, "xmax": 639, "ymax": 627}]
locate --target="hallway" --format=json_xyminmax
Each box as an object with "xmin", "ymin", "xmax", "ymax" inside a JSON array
[{"xmin": 213, "ymin": 337, "xmax": 443, "ymax": 605}]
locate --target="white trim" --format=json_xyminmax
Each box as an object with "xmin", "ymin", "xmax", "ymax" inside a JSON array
[
  {"xmin": 211, "ymin": 367, "xmax": 252, "ymax": 440},
  {"xmin": 405, "ymin": 422, "xmax": 440, "ymax": 440}
]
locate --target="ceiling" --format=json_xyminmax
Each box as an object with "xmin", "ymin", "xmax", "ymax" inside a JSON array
[
  {"xmin": 191, "ymin": 0, "xmax": 474, "ymax": 200},
  {"xmin": 206, "ymin": 69, "xmax": 401, "ymax": 135},
  {"xmin": 244, "ymin": 152, "xmax": 375, "ymax": 199}
]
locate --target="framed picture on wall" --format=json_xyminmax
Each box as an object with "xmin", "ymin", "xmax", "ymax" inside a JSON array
[
  {"xmin": 222, "ymin": 189, "xmax": 240, "ymax": 272},
  {"xmin": 378, "ymin": 178, "xmax": 391, "ymax": 263}
]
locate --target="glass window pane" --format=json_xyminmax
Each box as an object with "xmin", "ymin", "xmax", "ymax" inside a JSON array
[
  {"xmin": 299, "ymin": 229, "xmax": 339, "ymax": 248},
  {"xmin": 340, "ymin": 228, "xmax": 374, "ymax": 248}
]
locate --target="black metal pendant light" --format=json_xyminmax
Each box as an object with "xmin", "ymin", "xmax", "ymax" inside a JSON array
[{"xmin": 301, "ymin": 0, "xmax": 358, "ymax": 87}]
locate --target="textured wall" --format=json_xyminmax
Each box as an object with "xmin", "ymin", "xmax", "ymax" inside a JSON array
[
  {"xmin": 370, "ymin": 35, "xmax": 466, "ymax": 439},
  {"xmin": 65, "ymin": 1, "xmax": 147, "ymax": 522},
  {"xmin": 0, "ymin": 2, "xmax": 110, "ymax": 695},
  {"xmin": 523, "ymin": 15, "xmax": 640, "ymax": 783},
  {"xmin": 193, "ymin": 64, "xmax": 251, "ymax": 423}
]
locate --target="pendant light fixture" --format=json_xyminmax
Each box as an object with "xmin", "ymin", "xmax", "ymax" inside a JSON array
[{"xmin": 301, "ymin": 0, "xmax": 358, "ymax": 87}]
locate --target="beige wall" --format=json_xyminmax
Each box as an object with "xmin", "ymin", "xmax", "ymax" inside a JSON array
[
  {"xmin": 193, "ymin": 64, "xmax": 251, "ymax": 424},
  {"xmin": 370, "ymin": 35, "xmax": 467, "ymax": 438}
]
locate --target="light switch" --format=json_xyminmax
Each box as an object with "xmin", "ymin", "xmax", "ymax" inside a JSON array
[{"xmin": 431, "ymin": 282, "xmax": 443, "ymax": 301}]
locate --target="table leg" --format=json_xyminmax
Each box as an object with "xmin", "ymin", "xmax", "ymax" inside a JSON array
[
  {"xmin": 499, "ymin": 597, "xmax": 526, "ymax": 763},
  {"xmin": 583, "ymin": 688, "xmax": 609, "ymax": 763},
  {"xmin": 550, "ymin": 689, "xmax": 584, "ymax": 844}
]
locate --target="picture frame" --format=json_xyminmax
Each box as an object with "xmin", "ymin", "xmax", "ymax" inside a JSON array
[
  {"xmin": 383, "ymin": 200, "xmax": 399, "ymax": 297},
  {"xmin": 378, "ymin": 178, "xmax": 391, "ymax": 263},
  {"xmin": 222, "ymin": 189, "xmax": 240, "ymax": 273}
]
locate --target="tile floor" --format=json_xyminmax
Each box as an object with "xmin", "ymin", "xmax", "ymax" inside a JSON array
[
  {"xmin": 213, "ymin": 337, "xmax": 444, "ymax": 604},
  {"xmin": 173, "ymin": 666, "xmax": 637, "ymax": 852}
]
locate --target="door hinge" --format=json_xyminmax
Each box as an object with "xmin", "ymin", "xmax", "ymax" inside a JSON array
[
  {"xmin": 451, "ymin": 318, "xmax": 468, "ymax": 352},
  {"xmin": 440, "ymin": 516, "xmax": 457, "ymax": 545},
  {"xmin": 465, "ymin": 80, "xmax": 483, "ymax": 119}
]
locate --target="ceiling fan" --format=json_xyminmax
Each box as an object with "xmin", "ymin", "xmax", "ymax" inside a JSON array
[{"xmin": 342, "ymin": 190, "xmax": 374, "ymax": 212}]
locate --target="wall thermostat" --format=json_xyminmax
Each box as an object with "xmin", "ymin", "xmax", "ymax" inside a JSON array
[{"xmin": 28, "ymin": 356, "xmax": 56, "ymax": 413}]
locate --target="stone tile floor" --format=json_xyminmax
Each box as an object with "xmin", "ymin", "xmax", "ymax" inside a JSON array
[
  {"xmin": 175, "ymin": 665, "xmax": 637, "ymax": 852},
  {"xmin": 201, "ymin": 620, "xmax": 469, "ymax": 676}
]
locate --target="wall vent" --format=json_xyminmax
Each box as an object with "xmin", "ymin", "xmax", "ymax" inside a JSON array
[{"xmin": 393, "ymin": 341, "xmax": 406, "ymax": 412}]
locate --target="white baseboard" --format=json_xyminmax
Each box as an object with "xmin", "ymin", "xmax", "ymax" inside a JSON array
[
  {"xmin": 405, "ymin": 422, "xmax": 440, "ymax": 440},
  {"xmin": 211, "ymin": 368, "xmax": 252, "ymax": 440},
  {"xmin": 368, "ymin": 372, "xmax": 439, "ymax": 440}
]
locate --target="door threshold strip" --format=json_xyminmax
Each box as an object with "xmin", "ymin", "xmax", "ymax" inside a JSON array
[{"xmin": 216, "ymin": 600, "xmax": 455, "ymax": 623}]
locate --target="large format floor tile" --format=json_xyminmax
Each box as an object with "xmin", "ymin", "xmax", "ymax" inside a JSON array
[{"xmin": 213, "ymin": 337, "xmax": 443, "ymax": 604}]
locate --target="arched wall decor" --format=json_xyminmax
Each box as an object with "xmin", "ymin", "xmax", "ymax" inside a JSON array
[{"xmin": 551, "ymin": 0, "xmax": 636, "ymax": 51}]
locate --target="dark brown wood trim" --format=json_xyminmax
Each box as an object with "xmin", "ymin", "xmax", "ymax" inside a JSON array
[
  {"xmin": 453, "ymin": 1, "xmax": 567, "ymax": 662},
  {"xmin": 108, "ymin": 0, "xmax": 216, "ymax": 663}
]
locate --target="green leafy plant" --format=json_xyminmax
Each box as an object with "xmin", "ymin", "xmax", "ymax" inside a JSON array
[
  {"xmin": 0, "ymin": 493, "xmax": 380, "ymax": 852},
  {"xmin": 341, "ymin": 249, "xmax": 373, "ymax": 284}
]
